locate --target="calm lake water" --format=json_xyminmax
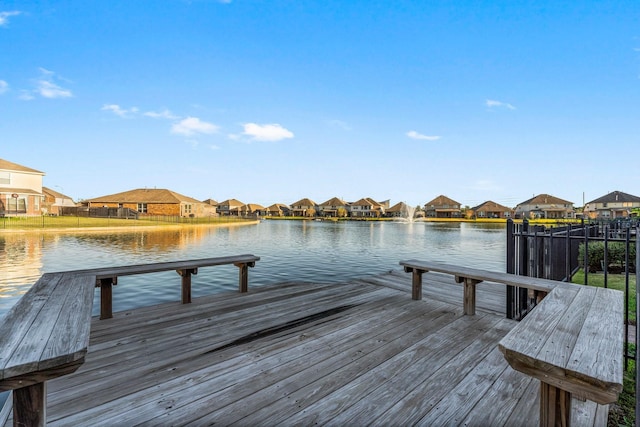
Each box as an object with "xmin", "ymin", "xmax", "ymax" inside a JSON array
[{"xmin": 0, "ymin": 220, "xmax": 506, "ymax": 318}]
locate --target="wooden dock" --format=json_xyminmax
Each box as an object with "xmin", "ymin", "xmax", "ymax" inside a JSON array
[{"xmin": 1, "ymin": 269, "xmax": 612, "ymax": 426}]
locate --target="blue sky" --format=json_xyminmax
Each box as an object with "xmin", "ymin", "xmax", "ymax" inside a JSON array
[{"xmin": 1, "ymin": 1, "xmax": 638, "ymax": 208}]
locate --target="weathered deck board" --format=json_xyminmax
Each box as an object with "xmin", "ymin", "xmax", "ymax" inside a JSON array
[{"xmin": 2, "ymin": 270, "xmax": 609, "ymax": 426}]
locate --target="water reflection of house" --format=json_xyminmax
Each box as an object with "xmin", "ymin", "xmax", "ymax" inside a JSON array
[
  {"xmin": 470, "ymin": 201, "xmax": 513, "ymax": 219},
  {"xmin": 319, "ymin": 197, "xmax": 349, "ymax": 217},
  {"xmin": 514, "ymin": 194, "xmax": 575, "ymax": 219},
  {"xmin": 290, "ymin": 198, "xmax": 318, "ymax": 217},
  {"xmin": 83, "ymin": 188, "xmax": 208, "ymax": 217},
  {"xmin": 42, "ymin": 187, "xmax": 76, "ymax": 216},
  {"xmin": 424, "ymin": 195, "xmax": 462, "ymax": 218},
  {"xmin": 583, "ymin": 190, "xmax": 640, "ymax": 219},
  {"xmin": 0, "ymin": 158, "xmax": 45, "ymax": 217}
]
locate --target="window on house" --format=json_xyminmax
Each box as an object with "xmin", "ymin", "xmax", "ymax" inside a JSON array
[
  {"xmin": 0, "ymin": 172, "xmax": 10, "ymax": 185},
  {"xmin": 184, "ymin": 204, "xmax": 192, "ymax": 214},
  {"xmin": 137, "ymin": 203, "xmax": 148, "ymax": 213}
]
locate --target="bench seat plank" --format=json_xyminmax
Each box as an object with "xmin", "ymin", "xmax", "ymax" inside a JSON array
[
  {"xmin": 400, "ymin": 259, "xmax": 560, "ymax": 292},
  {"xmin": 71, "ymin": 254, "xmax": 260, "ymax": 280},
  {"xmin": 0, "ymin": 273, "xmax": 95, "ymax": 389},
  {"xmin": 498, "ymin": 284, "xmax": 623, "ymax": 405}
]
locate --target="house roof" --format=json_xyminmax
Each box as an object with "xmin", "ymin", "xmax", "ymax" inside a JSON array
[
  {"xmin": 386, "ymin": 202, "xmax": 409, "ymax": 213},
  {"xmin": 471, "ymin": 200, "xmax": 512, "ymax": 212},
  {"xmin": 242, "ymin": 203, "xmax": 265, "ymax": 211},
  {"xmin": 267, "ymin": 203, "xmax": 290, "ymax": 210},
  {"xmin": 517, "ymin": 194, "xmax": 573, "ymax": 206},
  {"xmin": 85, "ymin": 188, "xmax": 202, "ymax": 204},
  {"xmin": 424, "ymin": 195, "xmax": 461, "ymax": 208},
  {"xmin": 43, "ymin": 186, "xmax": 74, "ymax": 201},
  {"xmin": 202, "ymin": 199, "xmax": 218, "ymax": 206},
  {"xmin": 0, "ymin": 188, "xmax": 42, "ymax": 195},
  {"xmin": 320, "ymin": 197, "xmax": 348, "ymax": 207},
  {"xmin": 351, "ymin": 198, "xmax": 375, "ymax": 207},
  {"xmin": 290, "ymin": 198, "xmax": 317, "ymax": 207},
  {"xmin": 0, "ymin": 158, "xmax": 44, "ymax": 175},
  {"xmin": 218, "ymin": 199, "xmax": 245, "ymax": 208},
  {"xmin": 586, "ymin": 191, "xmax": 640, "ymax": 205}
]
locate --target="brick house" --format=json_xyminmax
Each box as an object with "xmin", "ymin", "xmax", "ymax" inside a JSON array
[
  {"xmin": 290, "ymin": 198, "xmax": 318, "ymax": 217},
  {"xmin": 348, "ymin": 198, "xmax": 385, "ymax": 218},
  {"xmin": 424, "ymin": 195, "xmax": 462, "ymax": 218},
  {"xmin": 217, "ymin": 199, "xmax": 245, "ymax": 216},
  {"xmin": 514, "ymin": 194, "xmax": 575, "ymax": 219},
  {"xmin": 470, "ymin": 201, "xmax": 513, "ymax": 219},
  {"xmin": 83, "ymin": 188, "xmax": 207, "ymax": 217},
  {"xmin": 0, "ymin": 158, "xmax": 45, "ymax": 217},
  {"xmin": 42, "ymin": 186, "xmax": 76, "ymax": 216},
  {"xmin": 319, "ymin": 197, "xmax": 349, "ymax": 217},
  {"xmin": 583, "ymin": 190, "xmax": 640, "ymax": 219}
]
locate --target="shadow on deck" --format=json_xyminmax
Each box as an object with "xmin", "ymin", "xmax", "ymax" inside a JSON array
[{"xmin": 2, "ymin": 270, "xmax": 609, "ymax": 426}]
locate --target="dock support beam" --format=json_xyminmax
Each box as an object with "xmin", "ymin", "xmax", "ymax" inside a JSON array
[{"xmin": 456, "ymin": 276, "xmax": 482, "ymax": 315}]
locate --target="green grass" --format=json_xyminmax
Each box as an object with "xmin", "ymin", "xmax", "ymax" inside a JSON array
[
  {"xmin": 572, "ymin": 269, "xmax": 636, "ymax": 325},
  {"xmin": 0, "ymin": 215, "xmax": 253, "ymax": 230}
]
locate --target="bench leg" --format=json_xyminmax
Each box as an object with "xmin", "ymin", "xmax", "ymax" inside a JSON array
[
  {"xmin": 177, "ymin": 268, "xmax": 198, "ymax": 304},
  {"xmin": 463, "ymin": 278, "xmax": 477, "ymax": 315},
  {"xmin": 98, "ymin": 278, "xmax": 116, "ymax": 320},
  {"xmin": 540, "ymin": 381, "xmax": 571, "ymax": 427},
  {"xmin": 13, "ymin": 382, "xmax": 46, "ymax": 427},
  {"xmin": 234, "ymin": 262, "xmax": 249, "ymax": 293},
  {"xmin": 411, "ymin": 269, "xmax": 423, "ymax": 300}
]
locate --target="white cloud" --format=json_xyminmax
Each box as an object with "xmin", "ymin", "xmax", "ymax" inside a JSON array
[
  {"xmin": 241, "ymin": 123, "xmax": 294, "ymax": 141},
  {"xmin": 37, "ymin": 80, "xmax": 72, "ymax": 98},
  {"xmin": 0, "ymin": 11, "xmax": 21, "ymax": 27},
  {"xmin": 171, "ymin": 117, "xmax": 219, "ymax": 136},
  {"xmin": 102, "ymin": 104, "xmax": 139, "ymax": 118},
  {"xmin": 406, "ymin": 130, "xmax": 441, "ymax": 141},
  {"xmin": 144, "ymin": 109, "xmax": 179, "ymax": 120},
  {"xmin": 486, "ymin": 99, "xmax": 516, "ymax": 110},
  {"xmin": 0, "ymin": 80, "xmax": 8, "ymax": 94},
  {"xmin": 18, "ymin": 90, "xmax": 34, "ymax": 101}
]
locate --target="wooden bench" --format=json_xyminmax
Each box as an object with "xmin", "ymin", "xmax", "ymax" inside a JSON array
[
  {"xmin": 64, "ymin": 254, "xmax": 260, "ymax": 319},
  {"xmin": 0, "ymin": 272, "xmax": 96, "ymax": 426},
  {"xmin": 498, "ymin": 284, "xmax": 623, "ymax": 427},
  {"xmin": 399, "ymin": 259, "xmax": 561, "ymax": 315},
  {"xmin": 0, "ymin": 254, "xmax": 259, "ymax": 426}
]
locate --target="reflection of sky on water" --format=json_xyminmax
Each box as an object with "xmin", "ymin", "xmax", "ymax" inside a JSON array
[{"xmin": 0, "ymin": 221, "xmax": 506, "ymax": 318}]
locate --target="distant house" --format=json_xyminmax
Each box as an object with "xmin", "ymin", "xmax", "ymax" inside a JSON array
[
  {"xmin": 424, "ymin": 195, "xmax": 462, "ymax": 218},
  {"xmin": 240, "ymin": 203, "xmax": 266, "ymax": 217},
  {"xmin": 202, "ymin": 199, "xmax": 218, "ymax": 216},
  {"xmin": 217, "ymin": 199, "xmax": 245, "ymax": 216},
  {"xmin": 0, "ymin": 158, "xmax": 45, "ymax": 217},
  {"xmin": 470, "ymin": 201, "xmax": 513, "ymax": 219},
  {"xmin": 42, "ymin": 186, "xmax": 76, "ymax": 216},
  {"xmin": 84, "ymin": 188, "xmax": 207, "ymax": 217},
  {"xmin": 319, "ymin": 197, "xmax": 349, "ymax": 217},
  {"xmin": 583, "ymin": 191, "xmax": 640, "ymax": 219},
  {"xmin": 290, "ymin": 198, "xmax": 318, "ymax": 217},
  {"xmin": 385, "ymin": 202, "xmax": 413, "ymax": 218},
  {"xmin": 267, "ymin": 203, "xmax": 291, "ymax": 217},
  {"xmin": 349, "ymin": 198, "xmax": 385, "ymax": 218},
  {"xmin": 514, "ymin": 194, "xmax": 575, "ymax": 219}
]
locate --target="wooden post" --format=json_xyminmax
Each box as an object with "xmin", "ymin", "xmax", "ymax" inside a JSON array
[
  {"xmin": 403, "ymin": 266, "xmax": 424, "ymax": 300},
  {"xmin": 461, "ymin": 277, "xmax": 481, "ymax": 315},
  {"xmin": 540, "ymin": 381, "xmax": 571, "ymax": 427},
  {"xmin": 97, "ymin": 277, "xmax": 116, "ymax": 320},
  {"xmin": 234, "ymin": 262, "xmax": 254, "ymax": 293},
  {"xmin": 13, "ymin": 382, "xmax": 46, "ymax": 427},
  {"xmin": 177, "ymin": 268, "xmax": 197, "ymax": 304}
]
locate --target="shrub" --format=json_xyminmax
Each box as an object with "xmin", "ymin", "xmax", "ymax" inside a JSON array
[{"xmin": 578, "ymin": 241, "xmax": 636, "ymax": 273}]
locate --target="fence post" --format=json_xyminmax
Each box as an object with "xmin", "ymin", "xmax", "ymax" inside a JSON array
[
  {"xmin": 635, "ymin": 224, "xmax": 639, "ymax": 422},
  {"xmin": 506, "ymin": 219, "xmax": 515, "ymax": 319}
]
